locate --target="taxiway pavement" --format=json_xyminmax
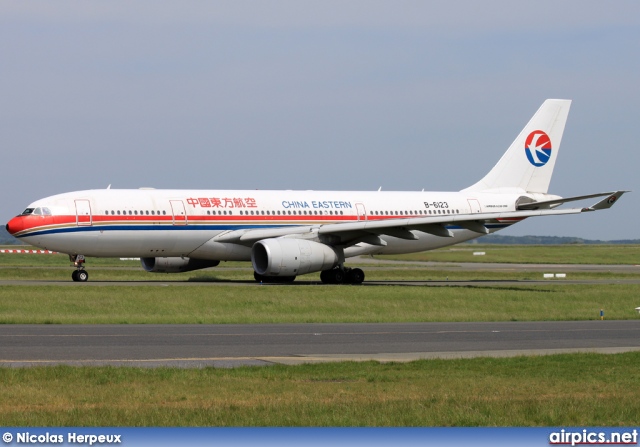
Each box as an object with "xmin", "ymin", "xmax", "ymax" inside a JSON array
[{"xmin": 1, "ymin": 321, "xmax": 639, "ymax": 368}]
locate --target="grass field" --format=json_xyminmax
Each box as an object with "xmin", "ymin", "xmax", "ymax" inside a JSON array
[
  {"xmin": 377, "ymin": 244, "xmax": 640, "ymax": 265},
  {"xmin": 0, "ymin": 283, "xmax": 638, "ymax": 324},
  {"xmin": 1, "ymin": 353, "xmax": 639, "ymax": 426},
  {"xmin": 3, "ymin": 243, "xmax": 640, "ymax": 267},
  {"xmin": 1, "ymin": 245, "xmax": 639, "ymax": 426}
]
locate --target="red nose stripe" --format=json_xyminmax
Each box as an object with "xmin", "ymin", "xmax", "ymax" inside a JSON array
[{"xmin": 5, "ymin": 217, "xmax": 25, "ymax": 235}]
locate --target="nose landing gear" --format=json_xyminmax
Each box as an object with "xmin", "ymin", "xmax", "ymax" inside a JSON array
[{"xmin": 69, "ymin": 254, "xmax": 89, "ymax": 282}]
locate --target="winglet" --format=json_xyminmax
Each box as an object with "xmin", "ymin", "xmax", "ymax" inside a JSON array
[{"xmin": 583, "ymin": 191, "xmax": 629, "ymax": 211}]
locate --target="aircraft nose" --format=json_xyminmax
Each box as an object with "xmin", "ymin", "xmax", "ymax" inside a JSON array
[{"xmin": 6, "ymin": 217, "xmax": 24, "ymax": 235}]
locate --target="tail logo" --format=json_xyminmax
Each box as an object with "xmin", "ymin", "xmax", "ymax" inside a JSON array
[{"xmin": 525, "ymin": 130, "xmax": 552, "ymax": 167}]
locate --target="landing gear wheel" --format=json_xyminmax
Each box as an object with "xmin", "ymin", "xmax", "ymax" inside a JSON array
[
  {"xmin": 347, "ymin": 268, "xmax": 365, "ymax": 284},
  {"xmin": 72, "ymin": 270, "xmax": 88, "ymax": 282},
  {"xmin": 320, "ymin": 269, "xmax": 346, "ymax": 284},
  {"xmin": 331, "ymin": 269, "xmax": 345, "ymax": 284}
]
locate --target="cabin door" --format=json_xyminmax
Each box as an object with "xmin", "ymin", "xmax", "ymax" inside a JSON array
[
  {"xmin": 170, "ymin": 200, "xmax": 187, "ymax": 225},
  {"xmin": 75, "ymin": 200, "xmax": 92, "ymax": 226}
]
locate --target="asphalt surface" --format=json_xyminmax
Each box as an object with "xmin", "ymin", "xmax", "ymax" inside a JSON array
[
  {"xmin": 1, "ymin": 321, "xmax": 639, "ymax": 368},
  {"xmin": 2, "ymin": 260, "xmax": 639, "ymax": 368}
]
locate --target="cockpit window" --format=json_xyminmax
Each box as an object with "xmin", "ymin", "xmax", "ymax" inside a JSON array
[
  {"xmin": 21, "ymin": 208, "xmax": 35, "ymax": 215},
  {"xmin": 32, "ymin": 207, "xmax": 52, "ymax": 216}
]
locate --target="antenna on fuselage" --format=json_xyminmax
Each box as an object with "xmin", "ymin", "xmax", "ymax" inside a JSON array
[{"xmin": 107, "ymin": 184, "xmax": 111, "ymax": 189}]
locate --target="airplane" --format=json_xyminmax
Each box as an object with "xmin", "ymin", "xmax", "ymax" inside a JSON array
[{"xmin": 5, "ymin": 99, "xmax": 627, "ymax": 284}]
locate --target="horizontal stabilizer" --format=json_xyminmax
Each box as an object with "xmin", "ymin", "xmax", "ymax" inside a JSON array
[
  {"xmin": 584, "ymin": 191, "xmax": 629, "ymax": 211},
  {"xmin": 517, "ymin": 191, "xmax": 629, "ymax": 210}
]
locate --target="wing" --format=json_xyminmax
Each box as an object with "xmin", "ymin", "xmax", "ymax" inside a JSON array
[{"xmin": 212, "ymin": 191, "xmax": 628, "ymax": 247}]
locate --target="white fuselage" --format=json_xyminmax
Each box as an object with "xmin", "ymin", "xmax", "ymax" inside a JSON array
[{"xmin": 12, "ymin": 188, "xmax": 523, "ymax": 260}]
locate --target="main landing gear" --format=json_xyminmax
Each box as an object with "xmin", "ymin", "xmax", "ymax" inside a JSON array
[
  {"xmin": 252, "ymin": 268, "xmax": 365, "ymax": 285},
  {"xmin": 69, "ymin": 254, "xmax": 89, "ymax": 282},
  {"xmin": 320, "ymin": 267, "xmax": 365, "ymax": 285}
]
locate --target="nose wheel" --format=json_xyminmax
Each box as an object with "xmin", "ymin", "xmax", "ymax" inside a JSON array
[
  {"xmin": 70, "ymin": 254, "xmax": 89, "ymax": 282},
  {"xmin": 72, "ymin": 269, "xmax": 89, "ymax": 282}
]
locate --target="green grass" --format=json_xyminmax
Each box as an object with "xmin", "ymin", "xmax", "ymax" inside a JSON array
[
  {"xmin": 2, "ymin": 246, "xmax": 639, "ymax": 427},
  {"xmin": 1, "ymin": 353, "xmax": 639, "ymax": 426},
  {"xmin": 378, "ymin": 244, "xmax": 640, "ymax": 264},
  {"xmin": 0, "ymin": 283, "xmax": 637, "ymax": 324},
  {"xmin": 2, "ymin": 265, "xmax": 639, "ymax": 282}
]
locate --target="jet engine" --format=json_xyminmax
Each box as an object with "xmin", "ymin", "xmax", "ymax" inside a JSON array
[
  {"xmin": 252, "ymin": 238, "xmax": 338, "ymax": 277},
  {"xmin": 141, "ymin": 257, "xmax": 220, "ymax": 273}
]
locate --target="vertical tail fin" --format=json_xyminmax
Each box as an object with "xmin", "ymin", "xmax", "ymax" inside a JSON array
[{"xmin": 462, "ymin": 99, "xmax": 571, "ymax": 194}]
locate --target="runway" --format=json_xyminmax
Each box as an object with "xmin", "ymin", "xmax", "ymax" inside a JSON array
[
  {"xmin": 2, "ymin": 260, "xmax": 639, "ymax": 368},
  {"xmin": 1, "ymin": 321, "xmax": 639, "ymax": 368}
]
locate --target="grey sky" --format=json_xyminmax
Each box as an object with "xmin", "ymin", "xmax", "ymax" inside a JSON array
[{"xmin": 1, "ymin": 1, "xmax": 638, "ymax": 240}]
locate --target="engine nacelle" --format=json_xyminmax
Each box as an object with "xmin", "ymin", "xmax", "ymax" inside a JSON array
[
  {"xmin": 141, "ymin": 257, "xmax": 220, "ymax": 273},
  {"xmin": 252, "ymin": 238, "xmax": 338, "ymax": 277}
]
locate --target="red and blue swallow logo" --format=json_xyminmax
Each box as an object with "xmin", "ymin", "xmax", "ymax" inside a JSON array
[{"xmin": 525, "ymin": 130, "xmax": 552, "ymax": 167}]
